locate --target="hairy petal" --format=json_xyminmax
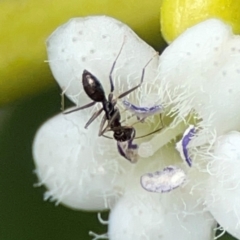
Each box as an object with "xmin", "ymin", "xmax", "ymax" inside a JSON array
[
  {"xmin": 33, "ymin": 110, "xmax": 133, "ymax": 210},
  {"xmin": 47, "ymin": 16, "xmax": 158, "ymax": 105},
  {"xmin": 158, "ymin": 19, "xmax": 240, "ymax": 134},
  {"xmin": 205, "ymin": 131, "xmax": 240, "ymax": 239},
  {"xmin": 108, "ymin": 188, "xmax": 216, "ymax": 240}
]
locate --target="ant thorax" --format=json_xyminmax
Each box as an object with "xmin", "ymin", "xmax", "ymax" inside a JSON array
[{"xmin": 103, "ymin": 101, "xmax": 116, "ymax": 120}]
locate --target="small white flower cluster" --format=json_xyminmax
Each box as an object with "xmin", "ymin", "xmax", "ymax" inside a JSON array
[{"xmin": 33, "ymin": 16, "xmax": 240, "ymax": 239}]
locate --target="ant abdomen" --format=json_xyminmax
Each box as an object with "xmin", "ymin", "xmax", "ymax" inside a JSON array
[{"xmin": 82, "ymin": 70, "xmax": 106, "ymax": 102}]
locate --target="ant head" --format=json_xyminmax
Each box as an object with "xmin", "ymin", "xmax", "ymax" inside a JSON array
[{"xmin": 113, "ymin": 126, "xmax": 135, "ymax": 142}]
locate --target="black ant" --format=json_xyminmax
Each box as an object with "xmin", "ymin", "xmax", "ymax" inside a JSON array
[{"xmin": 64, "ymin": 41, "xmax": 158, "ymax": 142}]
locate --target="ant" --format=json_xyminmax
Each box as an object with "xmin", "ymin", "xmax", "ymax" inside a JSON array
[{"xmin": 64, "ymin": 41, "xmax": 158, "ymax": 142}]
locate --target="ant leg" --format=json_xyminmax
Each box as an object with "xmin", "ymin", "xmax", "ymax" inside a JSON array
[
  {"xmin": 99, "ymin": 124, "xmax": 110, "ymax": 137},
  {"xmin": 118, "ymin": 52, "xmax": 159, "ymax": 99},
  {"xmin": 109, "ymin": 37, "xmax": 126, "ymax": 93},
  {"xmin": 120, "ymin": 113, "xmax": 135, "ymax": 124},
  {"xmin": 64, "ymin": 101, "xmax": 96, "ymax": 114},
  {"xmin": 135, "ymin": 113, "xmax": 164, "ymax": 139},
  {"xmin": 99, "ymin": 108, "xmax": 120, "ymax": 136},
  {"xmin": 101, "ymin": 108, "xmax": 119, "ymax": 135},
  {"xmin": 84, "ymin": 107, "xmax": 104, "ymax": 129},
  {"xmin": 111, "ymin": 108, "xmax": 132, "ymax": 125},
  {"xmin": 98, "ymin": 115, "xmax": 107, "ymax": 136},
  {"xmin": 102, "ymin": 134, "xmax": 113, "ymax": 140},
  {"xmin": 135, "ymin": 126, "xmax": 164, "ymax": 139}
]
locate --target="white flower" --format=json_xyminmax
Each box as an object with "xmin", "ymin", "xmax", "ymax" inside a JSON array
[{"xmin": 33, "ymin": 16, "xmax": 240, "ymax": 239}]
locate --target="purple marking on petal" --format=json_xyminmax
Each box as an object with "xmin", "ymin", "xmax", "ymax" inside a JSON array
[
  {"xmin": 117, "ymin": 139, "xmax": 138, "ymax": 163},
  {"xmin": 122, "ymin": 99, "xmax": 163, "ymax": 120},
  {"xmin": 182, "ymin": 128, "xmax": 195, "ymax": 166},
  {"xmin": 140, "ymin": 166, "xmax": 186, "ymax": 193},
  {"xmin": 176, "ymin": 125, "xmax": 195, "ymax": 167}
]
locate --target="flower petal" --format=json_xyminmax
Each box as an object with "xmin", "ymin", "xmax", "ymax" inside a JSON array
[
  {"xmin": 205, "ymin": 131, "xmax": 240, "ymax": 239},
  {"xmin": 158, "ymin": 19, "xmax": 240, "ymax": 134},
  {"xmin": 47, "ymin": 16, "xmax": 158, "ymax": 105},
  {"xmin": 33, "ymin": 110, "xmax": 133, "ymax": 211},
  {"xmin": 108, "ymin": 189, "xmax": 216, "ymax": 240}
]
